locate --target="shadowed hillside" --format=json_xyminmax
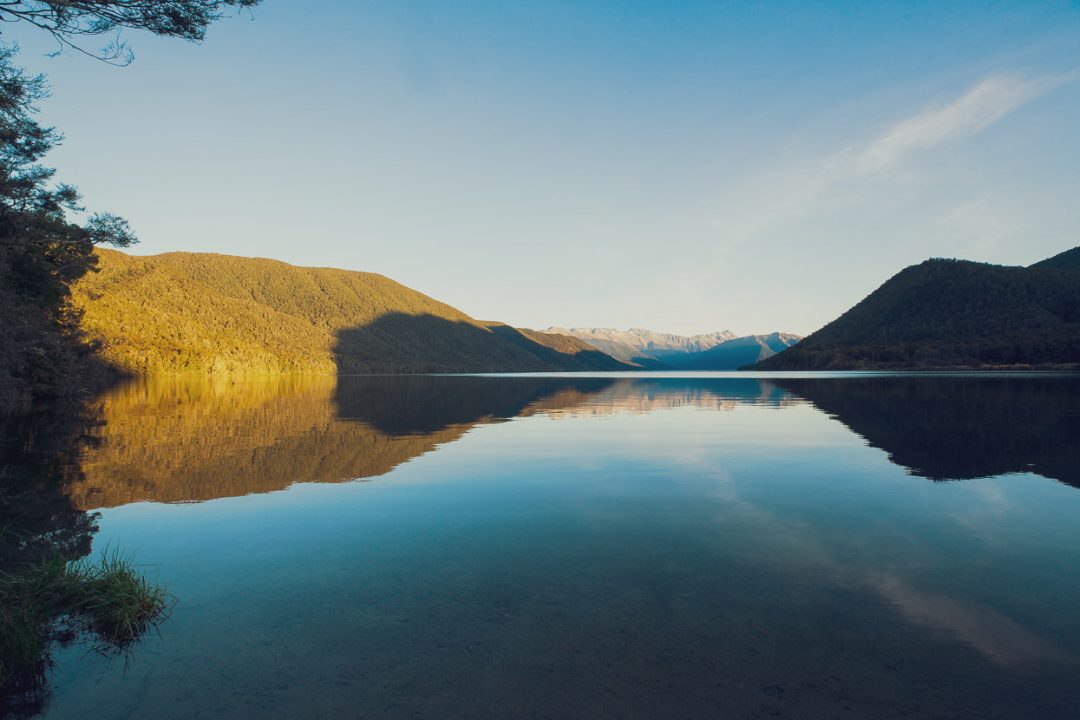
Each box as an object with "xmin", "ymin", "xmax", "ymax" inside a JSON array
[
  {"xmin": 333, "ymin": 316, "xmax": 625, "ymax": 374},
  {"xmin": 756, "ymin": 248, "xmax": 1080, "ymax": 370},
  {"xmin": 70, "ymin": 250, "xmax": 627, "ymax": 376},
  {"xmin": 0, "ymin": 243, "xmax": 120, "ymax": 407},
  {"xmin": 776, "ymin": 375, "xmax": 1080, "ymax": 489}
]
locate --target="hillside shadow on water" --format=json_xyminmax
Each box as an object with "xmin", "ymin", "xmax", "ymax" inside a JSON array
[
  {"xmin": 331, "ymin": 312, "xmax": 625, "ymax": 374},
  {"xmin": 776, "ymin": 375, "xmax": 1080, "ymax": 489},
  {"xmin": 332, "ymin": 375, "xmax": 618, "ymax": 436}
]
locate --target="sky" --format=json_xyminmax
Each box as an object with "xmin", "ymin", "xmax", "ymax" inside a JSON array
[{"xmin": 4, "ymin": 0, "xmax": 1080, "ymax": 336}]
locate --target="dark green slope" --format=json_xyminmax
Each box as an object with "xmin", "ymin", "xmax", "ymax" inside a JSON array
[
  {"xmin": 1031, "ymin": 246, "xmax": 1080, "ymax": 271},
  {"xmin": 756, "ymin": 248, "xmax": 1080, "ymax": 370}
]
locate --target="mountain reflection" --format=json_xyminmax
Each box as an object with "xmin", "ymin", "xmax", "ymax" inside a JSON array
[
  {"xmin": 70, "ymin": 376, "xmax": 788, "ymax": 508},
  {"xmin": 332, "ymin": 375, "xmax": 618, "ymax": 434},
  {"xmin": 333, "ymin": 375, "xmax": 794, "ymax": 433},
  {"xmin": 775, "ymin": 375, "xmax": 1080, "ymax": 489},
  {"xmin": 72, "ymin": 376, "xmax": 471, "ymax": 509},
  {"xmin": 57, "ymin": 373, "xmax": 1080, "ymax": 509}
]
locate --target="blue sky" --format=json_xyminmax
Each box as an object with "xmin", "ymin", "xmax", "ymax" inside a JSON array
[{"xmin": 6, "ymin": 1, "xmax": 1080, "ymax": 335}]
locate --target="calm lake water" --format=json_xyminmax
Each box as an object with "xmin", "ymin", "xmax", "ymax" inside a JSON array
[{"xmin": 5, "ymin": 372, "xmax": 1080, "ymax": 719}]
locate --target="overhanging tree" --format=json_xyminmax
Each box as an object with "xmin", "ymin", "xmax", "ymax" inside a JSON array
[
  {"xmin": 0, "ymin": 1, "xmax": 260, "ymax": 62},
  {"xmin": 0, "ymin": 0, "xmax": 260, "ymax": 402}
]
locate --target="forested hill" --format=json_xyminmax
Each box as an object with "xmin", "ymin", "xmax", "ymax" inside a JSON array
[
  {"xmin": 70, "ymin": 250, "xmax": 628, "ymax": 375},
  {"xmin": 755, "ymin": 247, "xmax": 1080, "ymax": 370},
  {"xmin": 1031, "ymin": 246, "xmax": 1080, "ymax": 271}
]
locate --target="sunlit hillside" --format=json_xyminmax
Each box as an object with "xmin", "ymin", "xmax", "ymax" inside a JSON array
[{"xmin": 71, "ymin": 250, "xmax": 626, "ymax": 376}]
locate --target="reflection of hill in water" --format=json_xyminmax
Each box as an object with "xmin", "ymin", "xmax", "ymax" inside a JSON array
[
  {"xmin": 73, "ymin": 377, "xmax": 466, "ymax": 509},
  {"xmin": 73, "ymin": 377, "xmax": 790, "ymax": 508},
  {"xmin": 334, "ymin": 376, "xmax": 791, "ymax": 430},
  {"xmin": 540, "ymin": 378, "xmax": 796, "ymax": 416},
  {"xmin": 776, "ymin": 376, "xmax": 1080, "ymax": 489},
  {"xmin": 332, "ymin": 376, "xmax": 616, "ymax": 434},
  {"xmin": 69, "ymin": 374, "xmax": 1080, "ymax": 509}
]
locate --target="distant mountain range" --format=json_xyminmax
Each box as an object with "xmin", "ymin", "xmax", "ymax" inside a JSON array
[
  {"xmin": 756, "ymin": 247, "xmax": 1080, "ymax": 370},
  {"xmin": 72, "ymin": 250, "xmax": 628, "ymax": 375},
  {"xmin": 546, "ymin": 327, "xmax": 801, "ymax": 370}
]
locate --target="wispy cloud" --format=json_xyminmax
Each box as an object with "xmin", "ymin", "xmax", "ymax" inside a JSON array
[
  {"xmin": 711, "ymin": 70, "xmax": 1076, "ymax": 246},
  {"xmin": 834, "ymin": 72, "xmax": 1075, "ymax": 176}
]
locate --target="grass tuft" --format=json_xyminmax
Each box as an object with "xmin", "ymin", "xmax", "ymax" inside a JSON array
[{"xmin": 0, "ymin": 546, "xmax": 172, "ymax": 697}]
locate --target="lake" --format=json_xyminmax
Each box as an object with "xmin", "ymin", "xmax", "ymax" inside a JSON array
[{"xmin": 4, "ymin": 372, "xmax": 1080, "ymax": 719}]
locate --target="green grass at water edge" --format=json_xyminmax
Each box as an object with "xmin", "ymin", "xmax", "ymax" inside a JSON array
[{"xmin": 0, "ymin": 547, "xmax": 173, "ymax": 693}]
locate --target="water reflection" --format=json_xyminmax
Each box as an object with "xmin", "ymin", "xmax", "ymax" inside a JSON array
[
  {"xmin": 332, "ymin": 375, "xmax": 618, "ymax": 434},
  {"xmin": 0, "ymin": 404, "xmax": 163, "ymax": 719},
  {"xmin": 73, "ymin": 375, "xmax": 795, "ymax": 508},
  {"xmin": 0, "ymin": 404, "xmax": 98, "ymax": 566},
  {"xmin": 71, "ymin": 375, "xmax": 464, "ymax": 508},
  {"xmin": 67, "ymin": 373, "xmax": 1080, "ymax": 511},
  {"xmin": 5, "ymin": 372, "xmax": 1080, "ymax": 719},
  {"xmin": 776, "ymin": 375, "xmax": 1080, "ymax": 488},
  {"xmin": 871, "ymin": 573, "xmax": 1070, "ymax": 667}
]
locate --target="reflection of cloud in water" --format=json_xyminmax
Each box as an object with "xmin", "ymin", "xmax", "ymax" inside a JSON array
[
  {"xmin": 947, "ymin": 482, "xmax": 1019, "ymax": 546},
  {"xmin": 700, "ymin": 476, "xmax": 1070, "ymax": 669},
  {"xmin": 873, "ymin": 575, "xmax": 1070, "ymax": 667}
]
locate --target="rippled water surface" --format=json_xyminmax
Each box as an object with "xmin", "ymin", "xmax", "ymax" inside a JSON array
[{"xmin": 7, "ymin": 373, "xmax": 1080, "ymax": 719}]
